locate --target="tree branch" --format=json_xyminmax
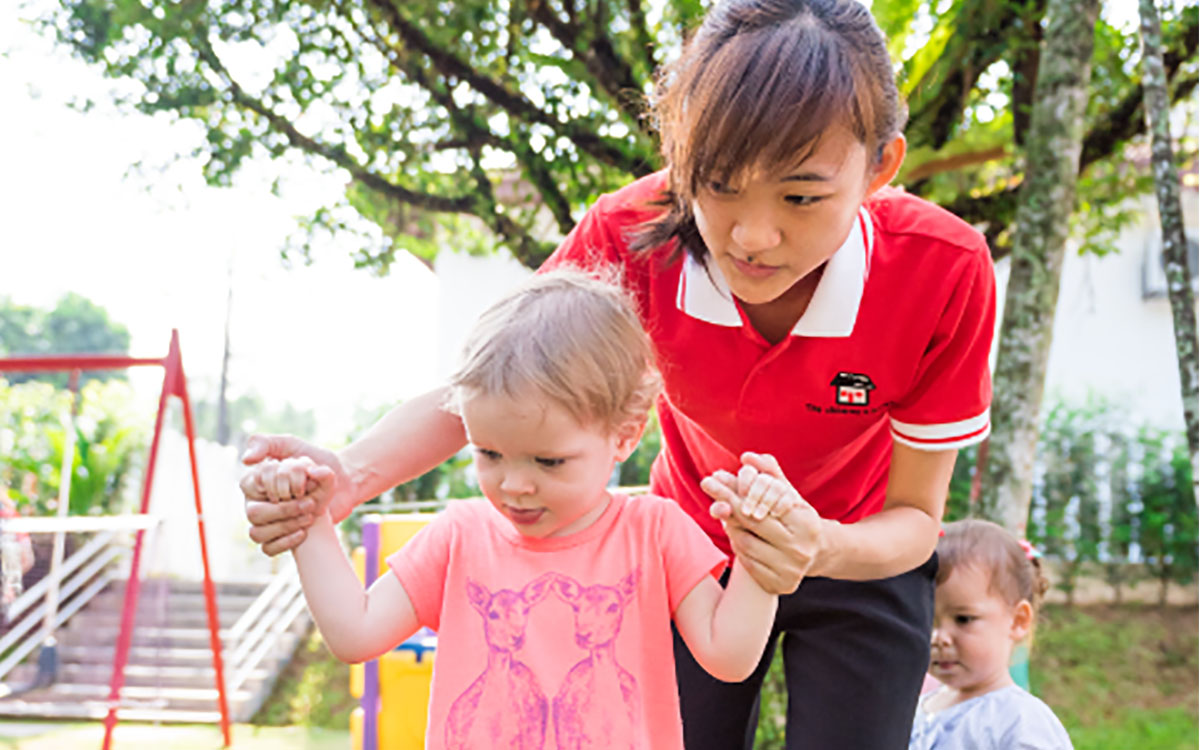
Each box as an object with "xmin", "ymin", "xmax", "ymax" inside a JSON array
[
  {"xmin": 1009, "ymin": 3, "xmax": 1043, "ymax": 147},
  {"xmin": 367, "ymin": 0, "xmax": 651, "ymax": 175},
  {"xmin": 939, "ymin": 11, "xmax": 1198, "ymax": 259},
  {"xmin": 192, "ymin": 36, "xmax": 476, "ymax": 215},
  {"xmin": 1081, "ymin": 14, "xmax": 1198, "ymax": 168},
  {"xmin": 627, "ymin": 0, "xmax": 658, "ymax": 79},
  {"xmin": 465, "ymin": 144, "xmax": 557, "ymax": 269},
  {"xmin": 351, "ymin": 10, "xmax": 578, "ymax": 237},
  {"xmin": 524, "ymin": 0, "xmax": 651, "ymax": 133},
  {"xmin": 902, "ymin": 145, "xmax": 1008, "ymax": 182},
  {"xmin": 907, "ymin": 0, "xmax": 1047, "ymax": 150}
]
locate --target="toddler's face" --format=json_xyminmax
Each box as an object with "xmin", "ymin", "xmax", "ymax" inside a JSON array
[
  {"xmin": 929, "ymin": 563, "xmax": 1029, "ymax": 700},
  {"xmin": 460, "ymin": 391, "xmax": 637, "ymax": 539}
]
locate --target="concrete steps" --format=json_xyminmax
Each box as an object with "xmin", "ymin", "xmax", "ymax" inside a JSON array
[{"xmin": 0, "ymin": 576, "xmax": 310, "ymax": 723}]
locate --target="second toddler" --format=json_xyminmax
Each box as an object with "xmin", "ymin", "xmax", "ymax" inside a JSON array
[{"xmin": 910, "ymin": 519, "xmax": 1073, "ymax": 749}]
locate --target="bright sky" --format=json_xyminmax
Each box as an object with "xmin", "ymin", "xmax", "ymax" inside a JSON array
[{"xmin": 0, "ymin": 9, "xmax": 443, "ymax": 446}]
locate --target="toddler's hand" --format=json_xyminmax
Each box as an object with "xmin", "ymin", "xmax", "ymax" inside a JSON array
[
  {"xmin": 240, "ymin": 456, "xmax": 324, "ymax": 504},
  {"xmin": 733, "ymin": 461, "xmax": 802, "ymax": 521},
  {"xmin": 700, "ymin": 456, "xmax": 804, "ymax": 523},
  {"xmin": 701, "ymin": 452, "xmax": 824, "ymax": 594}
]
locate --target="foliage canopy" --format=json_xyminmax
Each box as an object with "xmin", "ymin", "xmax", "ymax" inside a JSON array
[
  {"xmin": 0, "ymin": 292, "xmax": 132, "ymax": 388},
  {"xmin": 33, "ymin": 0, "xmax": 1199, "ymax": 269}
]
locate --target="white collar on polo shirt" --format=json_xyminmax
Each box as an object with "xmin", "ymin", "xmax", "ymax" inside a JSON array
[{"xmin": 675, "ymin": 206, "xmax": 874, "ymax": 338}]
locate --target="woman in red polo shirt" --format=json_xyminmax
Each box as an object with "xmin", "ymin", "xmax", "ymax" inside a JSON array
[{"xmin": 242, "ymin": 0, "xmax": 994, "ymax": 746}]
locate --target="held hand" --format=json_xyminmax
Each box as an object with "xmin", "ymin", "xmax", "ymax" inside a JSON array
[
  {"xmin": 732, "ymin": 462, "xmax": 802, "ymax": 520},
  {"xmin": 240, "ymin": 434, "xmax": 346, "ymax": 556},
  {"xmin": 701, "ymin": 452, "xmax": 826, "ymax": 594}
]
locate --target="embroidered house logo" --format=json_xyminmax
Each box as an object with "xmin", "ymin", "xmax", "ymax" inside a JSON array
[{"xmin": 831, "ymin": 372, "xmax": 876, "ymax": 406}]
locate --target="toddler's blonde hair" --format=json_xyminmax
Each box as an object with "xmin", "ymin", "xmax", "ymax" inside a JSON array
[{"xmin": 447, "ymin": 268, "xmax": 661, "ymax": 434}]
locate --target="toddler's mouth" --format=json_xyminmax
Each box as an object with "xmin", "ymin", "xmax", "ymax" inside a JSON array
[{"xmin": 506, "ymin": 506, "xmax": 546, "ymax": 525}]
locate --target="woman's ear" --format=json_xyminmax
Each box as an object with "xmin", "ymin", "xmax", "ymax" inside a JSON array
[
  {"xmin": 866, "ymin": 134, "xmax": 906, "ymax": 196},
  {"xmin": 614, "ymin": 418, "xmax": 648, "ymax": 462},
  {"xmin": 1010, "ymin": 599, "xmax": 1034, "ymax": 642}
]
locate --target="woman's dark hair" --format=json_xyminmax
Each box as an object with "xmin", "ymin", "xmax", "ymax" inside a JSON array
[{"xmin": 633, "ymin": 0, "xmax": 907, "ymax": 261}]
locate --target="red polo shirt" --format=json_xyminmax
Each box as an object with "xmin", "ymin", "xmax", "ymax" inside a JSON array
[{"xmin": 543, "ymin": 172, "xmax": 994, "ymax": 556}]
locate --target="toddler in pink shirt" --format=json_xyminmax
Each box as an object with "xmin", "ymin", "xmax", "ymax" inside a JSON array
[{"xmin": 243, "ymin": 270, "xmax": 801, "ymax": 749}]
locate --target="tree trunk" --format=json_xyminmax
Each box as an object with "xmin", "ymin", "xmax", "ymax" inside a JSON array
[
  {"xmin": 978, "ymin": 0, "xmax": 1100, "ymax": 534},
  {"xmin": 1139, "ymin": 0, "xmax": 1200, "ymax": 489}
]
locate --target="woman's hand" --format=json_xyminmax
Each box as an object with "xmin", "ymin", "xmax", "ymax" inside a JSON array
[
  {"xmin": 701, "ymin": 452, "xmax": 827, "ymax": 594},
  {"xmin": 240, "ymin": 434, "xmax": 345, "ymax": 556}
]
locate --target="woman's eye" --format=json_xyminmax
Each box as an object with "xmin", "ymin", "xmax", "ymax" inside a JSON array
[
  {"xmin": 785, "ymin": 194, "xmax": 824, "ymax": 206},
  {"xmin": 535, "ymin": 457, "xmax": 566, "ymax": 468},
  {"xmin": 708, "ymin": 180, "xmax": 736, "ymax": 195}
]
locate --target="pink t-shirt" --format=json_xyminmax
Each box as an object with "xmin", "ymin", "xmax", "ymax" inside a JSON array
[{"xmin": 387, "ymin": 492, "xmax": 727, "ymax": 750}]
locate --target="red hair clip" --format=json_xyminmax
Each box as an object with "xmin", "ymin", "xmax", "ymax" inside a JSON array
[{"xmin": 1018, "ymin": 539, "xmax": 1040, "ymax": 561}]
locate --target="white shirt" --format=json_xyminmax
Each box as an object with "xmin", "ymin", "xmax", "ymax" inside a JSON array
[{"xmin": 910, "ymin": 685, "xmax": 1074, "ymax": 750}]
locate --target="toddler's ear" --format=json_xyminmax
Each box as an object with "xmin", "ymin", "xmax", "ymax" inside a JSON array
[
  {"xmin": 1010, "ymin": 600, "xmax": 1034, "ymax": 641},
  {"xmin": 613, "ymin": 418, "xmax": 647, "ymax": 461}
]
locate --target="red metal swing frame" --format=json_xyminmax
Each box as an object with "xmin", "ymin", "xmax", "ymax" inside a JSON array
[{"xmin": 0, "ymin": 330, "xmax": 232, "ymax": 748}]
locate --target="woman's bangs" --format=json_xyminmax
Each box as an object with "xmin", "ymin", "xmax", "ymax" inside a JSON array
[{"xmin": 680, "ymin": 27, "xmax": 865, "ymax": 191}]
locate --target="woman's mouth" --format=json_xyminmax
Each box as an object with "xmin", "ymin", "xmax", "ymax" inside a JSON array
[
  {"xmin": 730, "ymin": 255, "xmax": 781, "ymax": 279},
  {"xmin": 505, "ymin": 506, "xmax": 546, "ymax": 525}
]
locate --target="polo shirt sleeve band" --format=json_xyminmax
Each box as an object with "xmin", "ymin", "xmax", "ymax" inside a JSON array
[{"xmin": 890, "ymin": 409, "xmax": 991, "ymax": 451}]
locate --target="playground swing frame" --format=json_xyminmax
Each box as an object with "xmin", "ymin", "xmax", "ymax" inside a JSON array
[{"xmin": 0, "ymin": 330, "xmax": 232, "ymax": 749}]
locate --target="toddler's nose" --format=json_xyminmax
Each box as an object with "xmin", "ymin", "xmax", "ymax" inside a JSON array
[{"xmin": 500, "ymin": 470, "xmax": 535, "ymax": 495}]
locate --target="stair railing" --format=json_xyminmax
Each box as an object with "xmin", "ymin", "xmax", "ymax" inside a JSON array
[
  {"xmin": 223, "ymin": 558, "xmax": 308, "ymax": 694},
  {"xmin": 0, "ymin": 515, "xmax": 161, "ymax": 685}
]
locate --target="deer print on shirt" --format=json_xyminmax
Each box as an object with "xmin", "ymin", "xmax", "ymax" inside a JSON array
[
  {"xmin": 445, "ymin": 572, "xmax": 555, "ymax": 750},
  {"xmin": 551, "ymin": 570, "xmax": 641, "ymax": 750}
]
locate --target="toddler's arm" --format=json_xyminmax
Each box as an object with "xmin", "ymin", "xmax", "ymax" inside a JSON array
[
  {"xmin": 674, "ymin": 466, "xmax": 816, "ymax": 681},
  {"xmin": 245, "ymin": 457, "xmax": 420, "ymax": 663},
  {"xmin": 672, "ymin": 555, "xmax": 778, "ymax": 682},
  {"xmin": 293, "ymin": 512, "xmax": 420, "ymax": 664}
]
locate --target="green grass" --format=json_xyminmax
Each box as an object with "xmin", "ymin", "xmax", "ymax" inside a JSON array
[
  {"xmin": 1065, "ymin": 707, "xmax": 1198, "ymax": 750},
  {"xmin": 251, "ymin": 629, "xmax": 356, "ymax": 729},
  {"xmin": 1033, "ymin": 604, "xmax": 1198, "ymax": 750}
]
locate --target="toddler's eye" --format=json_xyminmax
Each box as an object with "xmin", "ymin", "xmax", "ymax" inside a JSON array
[
  {"xmin": 954, "ymin": 614, "xmax": 976, "ymax": 626},
  {"xmin": 535, "ymin": 457, "xmax": 566, "ymax": 468},
  {"xmin": 707, "ymin": 180, "xmax": 736, "ymax": 195},
  {"xmin": 475, "ymin": 448, "xmax": 501, "ymax": 461},
  {"xmin": 785, "ymin": 194, "xmax": 824, "ymax": 207}
]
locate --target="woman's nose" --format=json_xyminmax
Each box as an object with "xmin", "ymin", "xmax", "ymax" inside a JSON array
[{"xmin": 730, "ymin": 208, "xmax": 782, "ymax": 254}]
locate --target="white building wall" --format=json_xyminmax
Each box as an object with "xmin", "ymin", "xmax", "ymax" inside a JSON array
[
  {"xmin": 995, "ymin": 189, "xmax": 1198, "ymax": 431},
  {"xmin": 434, "ymin": 249, "xmax": 535, "ymax": 380}
]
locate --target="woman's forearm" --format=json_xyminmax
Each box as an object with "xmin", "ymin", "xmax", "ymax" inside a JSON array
[
  {"xmin": 812, "ymin": 505, "xmax": 939, "ymax": 580},
  {"xmin": 810, "ymin": 443, "xmax": 954, "ymax": 580},
  {"xmin": 336, "ymin": 386, "xmax": 468, "ymax": 511}
]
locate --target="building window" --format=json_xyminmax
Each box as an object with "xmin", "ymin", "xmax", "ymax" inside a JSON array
[{"xmin": 1142, "ymin": 231, "xmax": 1199, "ymax": 299}]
